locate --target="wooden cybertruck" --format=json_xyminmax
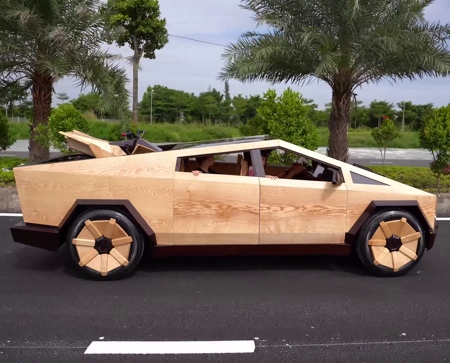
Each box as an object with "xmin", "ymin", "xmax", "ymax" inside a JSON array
[{"xmin": 10, "ymin": 130, "xmax": 438, "ymax": 280}]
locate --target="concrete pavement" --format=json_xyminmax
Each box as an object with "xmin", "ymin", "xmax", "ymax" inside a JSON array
[{"xmin": 1, "ymin": 216, "xmax": 449, "ymax": 361}]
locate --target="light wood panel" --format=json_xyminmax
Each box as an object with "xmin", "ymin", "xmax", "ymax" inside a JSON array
[
  {"xmin": 74, "ymin": 219, "xmax": 132, "ymax": 275},
  {"xmin": 173, "ymin": 172, "xmax": 260, "ymax": 245},
  {"xmin": 259, "ymin": 178, "xmax": 348, "ymax": 244},
  {"xmin": 14, "ymin": 134, "xmax": 438, "ymax": 253},
  {"xmin": 345, "ymin": 183, "xmax": 437, "ymax": 231},
  {"xmin": 14, "ymin": 152, "xmax": 176, "ymax": 245},
  {"xmin": 60, "ymin": 131, "xmax": 126, "ymax": 158}
]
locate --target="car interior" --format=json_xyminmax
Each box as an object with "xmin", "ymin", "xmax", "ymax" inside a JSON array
[{"xmin": 177, "ymin": 147, "xmax": 343, "ymax": 184}]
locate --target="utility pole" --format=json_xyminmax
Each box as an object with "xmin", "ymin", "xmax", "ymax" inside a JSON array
[
  {"xmin": 150, "ymin": 89, "xmax": 153, "ymax": 124},
  {"xmin": 402, "ymin": 101, "xmax": 405, "ymax": 132}
]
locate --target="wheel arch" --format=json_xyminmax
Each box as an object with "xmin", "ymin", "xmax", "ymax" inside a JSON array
[
  {"xmin": 58, "ymin": 199, "xmax": 157, "ymax": 248},
  {"xmin": 345, "ymin": 200, "xmax": 436, "ymax": 250}
]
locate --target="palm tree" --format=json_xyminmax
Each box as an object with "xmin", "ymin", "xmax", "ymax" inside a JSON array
[
  {"xmin": 0, "ymin": 0, "xmax": 129, "ymax": 161},
  {"xmin": 219, "ymin": 0, "xmax": 450, "ymax": 161}
]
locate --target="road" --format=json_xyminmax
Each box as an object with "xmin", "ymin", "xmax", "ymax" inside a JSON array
[{"xmin": 1, "ymin": 216, "xmax": 449, "ymax": 362}]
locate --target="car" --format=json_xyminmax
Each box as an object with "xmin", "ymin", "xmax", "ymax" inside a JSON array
[{"xmin": 10, "ymin": 130, "xmax": 438, "ymax": 280}]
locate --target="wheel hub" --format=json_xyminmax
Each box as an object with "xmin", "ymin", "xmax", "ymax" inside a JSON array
[
  {"xmin": 94, "ymin": 236, "xmax": 113, "ymax": 254},
  {"xmin": 385, "ymin": 234, "xmax": 402, "ymax": 252}
]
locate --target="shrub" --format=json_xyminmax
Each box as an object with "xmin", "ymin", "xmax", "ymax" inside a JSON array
[
  {"xmin": 0, "ymin": 112, "xmax": 16, "ymax": 150},
  {"xmin": 370, "ymin": 165, "xmax": 450, "ymax": 193},
  {"xmin": 371, "ymin": 117, "xmax": 399, "ymax": 164},
  {"xmin": 419, "ymin": 105, "xmax": 450, "ymax": 192},
  {"xmin": 36, "ymin": 104, "xmax": 90, "ymax": 153}
]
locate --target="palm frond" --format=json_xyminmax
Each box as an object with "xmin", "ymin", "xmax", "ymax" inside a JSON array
[{"xmin": 221, "ymin": 0, "xmax": 450, "ymax": 90}]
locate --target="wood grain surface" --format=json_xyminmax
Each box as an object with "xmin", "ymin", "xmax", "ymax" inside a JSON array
[
  {"xmin": 173, "ymin": 172, "xmax": 260, "ymax": 245},
  {"xmin": 259, "ymin": 178, "xmax": 348, "ymax": 244},
  {"xmin": 14, "ymin": 135, "xmax": 438, "ymax": 249}
]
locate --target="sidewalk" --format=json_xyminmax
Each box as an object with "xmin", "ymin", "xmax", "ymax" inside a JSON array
[{"xmin": 4, "ymin": 140, "xmax": 434, "ymax": 160}]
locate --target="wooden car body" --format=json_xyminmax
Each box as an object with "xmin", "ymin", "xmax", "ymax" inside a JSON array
[{"xmin": 10, "ymin": 131, "xmax": 438, "ymax": 279}]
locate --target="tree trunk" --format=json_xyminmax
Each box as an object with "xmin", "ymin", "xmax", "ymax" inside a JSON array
[
  {"xmin": 132, "ymin": 45, "xmax": 143, "ymax": 124},
  {"xmin": 327, "ymin": 87, "xmax": 352, "ymax": 162},
  {"xmin": 29, "ymin": 71, "xmax": 53, "ymax": 162},
  {"xmin": 132, "ymin": 54, "xmax": 140, "ymax": 123}
]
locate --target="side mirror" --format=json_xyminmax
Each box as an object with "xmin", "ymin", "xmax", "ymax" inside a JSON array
[{"xmin": 331, "ymin": 169, "xmax": 343, "ymax": 185}]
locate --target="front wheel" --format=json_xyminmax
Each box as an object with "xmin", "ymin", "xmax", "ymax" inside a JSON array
[
  {"xmin": 66, "ymin": 209, "xmax": 145, "ymax": 280},
  {"xmin": 355, "ymin": 210, "xmax": 426, "ymax": 277}
]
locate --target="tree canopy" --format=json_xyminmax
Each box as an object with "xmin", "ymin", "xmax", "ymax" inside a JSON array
[
  {"xmin": 102, "ymin": 0, "xmax": 168, "ymax": 122},
  {"xmin": 219, "ymin": 0, "xmax": 450, "ymax": 161},
  {"xmin": 0, "ymin": 0, "xmax": 129, "ymax": 161}
]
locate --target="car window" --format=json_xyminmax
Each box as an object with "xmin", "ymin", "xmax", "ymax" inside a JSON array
[
  {"xmin": 250, "ymin": 147, "xmax": 344, "ymax": 183},
  {"xmin": 175, "ymin": 151, "xmax": 255, "ymax": 177}
]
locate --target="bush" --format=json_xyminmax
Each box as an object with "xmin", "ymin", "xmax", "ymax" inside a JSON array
[
  {"xmin": 0, "ymin": 157, "xmax": 28, "ymax": 187},
  {"xmin": 419, "ymin": 105, "xmax": 450, "ymax": 192},
  {"xmin": 370, "ymin": 165, "xmax": 450, "ymax": 193},
  {"xmin": 371, "ymin": 117, "xmax": 399, "ymax": 164},
  {"xmin": 36, "ymin": 104, "xmax": 90, "ymax": 153},
  {"xmin": 0, "ymin": 112, "xmax": 16, "ymax": 150}
]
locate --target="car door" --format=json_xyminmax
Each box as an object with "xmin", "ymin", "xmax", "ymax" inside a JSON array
[
  {"xmin": 173, "ymin": 170, "xmax": 260, "ymax": 245},
  {"xmin": 259, "ymin": 177, "xmax": 348, "ymax": 244}
]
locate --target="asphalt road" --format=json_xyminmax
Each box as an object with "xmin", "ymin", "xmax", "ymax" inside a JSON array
[{"xmin": 1, "ymin": 216, "xmax": 449, "ymax": 362}]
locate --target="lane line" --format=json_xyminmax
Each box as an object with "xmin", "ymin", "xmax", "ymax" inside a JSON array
[
  {"xmin": 84, "ymin": 340, "xmax": 256, "ymax": 354},
  {"xmin": 259, "ymin": 338, "xmax": 450, "ymax": 348},
  {"xmin": 1, "ymin": 213, "xmax": 450, "ymax": 221}
]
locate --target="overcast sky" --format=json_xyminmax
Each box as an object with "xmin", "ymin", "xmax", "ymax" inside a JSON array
[{"xmin": 55, "ymin": 0, "xmax": 450, "ymax": 110}]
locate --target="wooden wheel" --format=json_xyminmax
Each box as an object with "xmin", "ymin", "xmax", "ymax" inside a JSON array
[
  {"xmin": 72, "ymin": 218, "xmax": 133, "ymax": 276},
  {"xmin": 356, "ymin": 210, "xmax": 426, "ymax": 277},
  {"xmin": 368, "ymin": 218, "xmax": 420, "ymax": 272},
  {"xmin": 66, "ymin": 209, "xmax": 145, "ymax": 280}
]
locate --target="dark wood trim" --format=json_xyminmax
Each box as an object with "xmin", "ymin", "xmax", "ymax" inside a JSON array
[
  {"xmin": 66, "ymin": 199, "xmax": 156, "ymax": 245},
  {"xmin": 345, "ymin": 200, "xmax": 436, "ymax": 249},
  {"xmin": 10, "ymin": 222, "xmax": 61, "ymax": 252},
  {"xmin": 11, "ymin": 199, "xmax": 157, "ymax": 252},
  {"xmin": 150, "ymin": 243, "xmax": 351, "ymax": 258}
]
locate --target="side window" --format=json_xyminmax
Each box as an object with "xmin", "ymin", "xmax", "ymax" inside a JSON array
[
  {"xmin": 253, "ymin": 147, "xmax": 344, "ymax": 183},
  {"xmin": 175, "ymin": 152, "xmax": 251, "ymax": 176}
]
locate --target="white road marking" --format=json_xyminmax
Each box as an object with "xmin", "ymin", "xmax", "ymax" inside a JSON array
[
  {"xmin": 369, "ymin": 161, "xmax": 393, "ymax": 164},
  {"xmin": 1, "ymin": 212, "xmax": 450, "ymax": 221},
  {"xmin": 259, "ymin": 338, "xmax": 450, "ymax": 348},
  {"xmin": 84, "ymin": 340, "xmax": 256, "ymax": 354}
]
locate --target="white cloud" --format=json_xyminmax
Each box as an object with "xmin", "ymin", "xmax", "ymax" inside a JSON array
[{"xmin": 54, "ymin": 0, "xmax": 450, "ymax": 111}]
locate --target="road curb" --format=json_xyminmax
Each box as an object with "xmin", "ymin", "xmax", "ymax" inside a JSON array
[
  {"xmin": 0, "ymin": 187, "xmax": 22, "ymax": 213},
  {"xmin": 1, "ymin": 187, "xmax": 450, "ymax": 217}
]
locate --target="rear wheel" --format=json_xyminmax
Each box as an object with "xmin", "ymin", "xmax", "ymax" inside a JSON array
[
  {"xmin": 66, "ymin": 209, "xmax": 145, "ymax": 280},
  {"xmin": 355, "ymin": 210, "xmax": 426, "ymax": 277}
]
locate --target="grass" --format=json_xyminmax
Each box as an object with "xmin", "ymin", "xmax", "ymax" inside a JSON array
[
  {"xmin": 318, "ymin": 128, "xmax": 421, "ymax": 148},
  {"xmin": 8, "ymin": 121, "xmax": 422, "ymax": 148},
  {"xmin": 8, "ymin": 120, "xmax": 242, "ymax": 143}
]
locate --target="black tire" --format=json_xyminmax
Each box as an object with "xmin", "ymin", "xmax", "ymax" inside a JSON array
[
  {"xmin": 66, "ymin": 209, "xmax": 145, "ymax": 280},
  {"xmin": 355, "ymin": 209, "xmax": 426, "ymax": 277}
]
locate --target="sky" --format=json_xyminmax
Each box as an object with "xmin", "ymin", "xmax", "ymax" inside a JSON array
[{"xmin": 54, "ymin": 0, "xmax": 450, "ymax": 111}]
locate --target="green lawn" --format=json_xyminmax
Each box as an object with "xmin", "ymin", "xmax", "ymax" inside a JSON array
[{"xmin": 8, "ymin": 121, "xmax": 422, "ymax": 148}]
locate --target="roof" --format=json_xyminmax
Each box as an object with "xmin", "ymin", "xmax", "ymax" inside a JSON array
[
  {"xmin": 155, "ymin": 135, "xmax": 271, "ymax": 150},
  {"xmin": 59, "ymin": 130, "xmax": 272, "ymax": 157}
]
